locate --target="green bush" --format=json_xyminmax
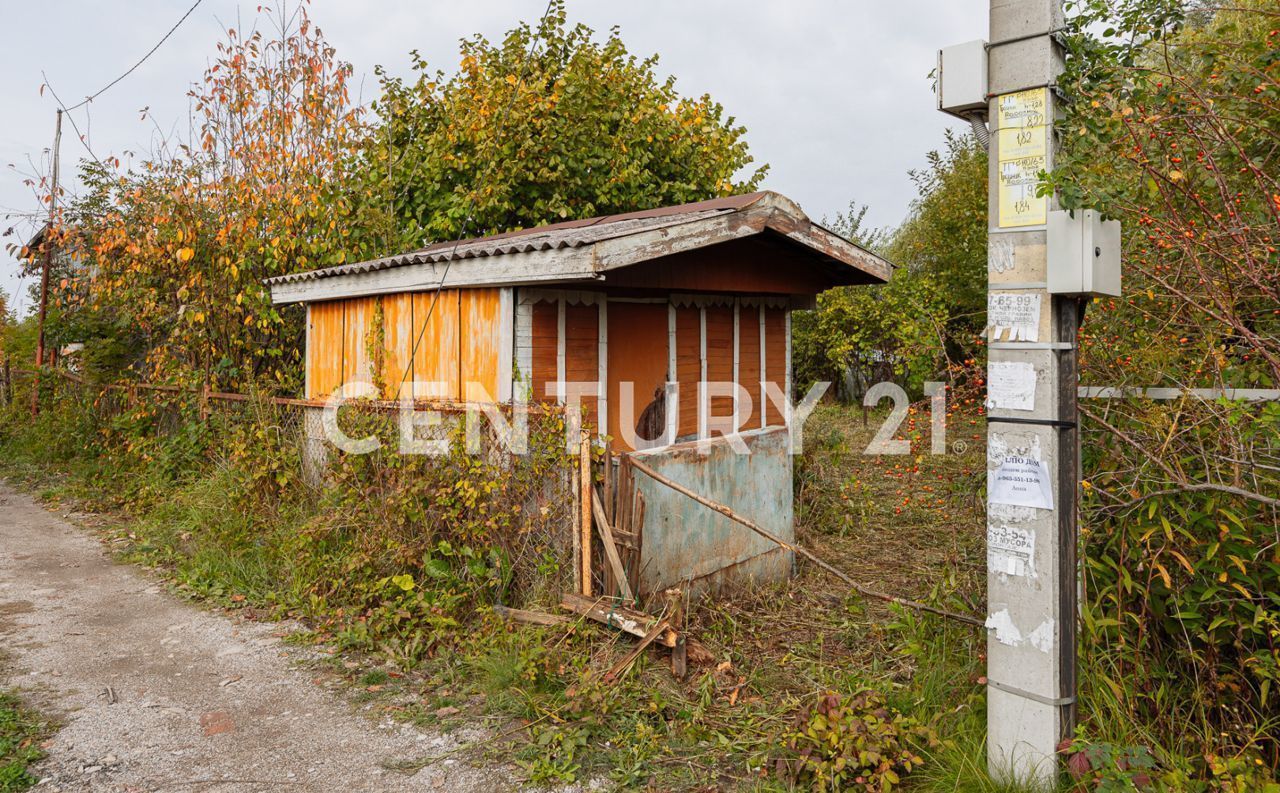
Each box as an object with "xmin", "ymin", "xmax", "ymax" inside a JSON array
[
  {"xmin": 792, "ymin": 132, "xmax": 987, "ymax": 398},
  {"xmin": 776, "ymin": 689, "xmax": 936, "ymax": 792}
]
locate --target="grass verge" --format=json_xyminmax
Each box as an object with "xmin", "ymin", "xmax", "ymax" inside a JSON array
[
  {"xmin": 0, "ymin": 690, "xmax": 54, "ymax": 793},
  {"xmin": 0, "ymin": 389, "xmax": 1045, "ymax": 790}
]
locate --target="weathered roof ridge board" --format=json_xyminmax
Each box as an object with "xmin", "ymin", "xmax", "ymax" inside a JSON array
[{"xmin": 266, "ymin": 191, "xmax": 892, "ymax": 305}]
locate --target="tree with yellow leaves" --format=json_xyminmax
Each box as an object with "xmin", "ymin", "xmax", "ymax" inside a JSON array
[{"xmin": 66, "ymin": 2, "xmax": 377, "ymax": 389}]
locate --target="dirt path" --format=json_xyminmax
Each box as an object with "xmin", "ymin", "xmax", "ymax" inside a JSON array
[{"xmin": 0, "ymin": 481, "xmax": 526, "ymax": 793}]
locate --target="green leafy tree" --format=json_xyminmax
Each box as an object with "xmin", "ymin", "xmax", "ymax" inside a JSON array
[
  {"xmin": 794, "ymin": 132, "xmax": 987, "ymax": 396},
  {"xmin": 368, "ymin": 0, "xmax": 766, "ymax": 245}
]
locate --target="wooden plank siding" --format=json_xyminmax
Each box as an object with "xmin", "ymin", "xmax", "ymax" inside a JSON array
[
  {"xmin": 530, "ymin": 299, "xmax": 559, "ymax": 403},
  {"xmin": 304, "ymin": 288, "xmax": 509, "ymax": 402},
  {"xmin": 736, "ymin": 302, "xmax": 763, "ymax": 430},
  {"xmin": 606, "ymin": 302, "xmax": 669, "ymax": 452},
  {"xmin": 411, "ymin": 290, "xmax": 461, "ymax": 400},
  {"xmin": 703, "ymin": 305, "xmax": 735, "ymax": 437},
  {"xmin": 563, "ymin": 302, "xmax": 600, "ymax": 430},
  {"xmin": 673, "ymin": 306, "xmax": 701, "ymax": 440},
  {"xmin": 381, "ymin": 294, "xmax": 414, "ymax": 400},
  {"xmin": 341, "ymin": 297, "xmax": 376, "ymax": 394},
  {"xmin": 763, "ymin": 306, "xmax": 788, "ymax": 427},
  {"xmin": 459, "ymin": 288, "xmax": 503, "ymax": 401},
  {"xmin": 603, "ymin": 238, "xmax": 835, "ymax": 295},
  {"xmin": 307, "ymin": 300, "xmax": 345, "ymax": 399},
  {"xmin": 303, "ymin": 288, "xmax": 792, "ymax": 446}
]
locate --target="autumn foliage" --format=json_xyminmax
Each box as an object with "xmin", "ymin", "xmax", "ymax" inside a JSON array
[
  {"xmin": 1053, "ymin": 0, "xmax": 1280, "ymax": 773},
  {"xmin": 53, "ymin": 0, "xmax": 764, "ymax": 391},
  {"xmin": 65, "ymin": 5, "xmax": 374, "ymax": 389},
  {"xmin": 368, "ymin": 0, "xmax": 765, "ymax": 246}
]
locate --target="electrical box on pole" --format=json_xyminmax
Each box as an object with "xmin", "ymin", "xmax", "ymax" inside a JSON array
[
  {"xmin": 1048, "ymin": 210, "xmax": 1122, "ymax": 296},
  {"xmin": 937, "ymin": 40, "xmax": 989, "ymax": 119}
]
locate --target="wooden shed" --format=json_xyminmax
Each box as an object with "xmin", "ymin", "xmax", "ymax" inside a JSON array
[
  {"xmin": 267, "ymin": 191, "xmax": 889, "ymax": 451},
  {"xmin": 268, "ymin": 191, "xmax": 889, "ymax": 595}
]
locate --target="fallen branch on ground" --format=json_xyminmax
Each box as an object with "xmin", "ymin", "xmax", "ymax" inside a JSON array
[{"xmin": 604, "ymin": 617, "xmax": 671, "ymax": 682}]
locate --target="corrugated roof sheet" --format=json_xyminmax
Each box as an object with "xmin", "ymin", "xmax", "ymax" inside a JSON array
[{"xmin": 265, "ymin": 193, "xmax": 768, "ymax": 286}]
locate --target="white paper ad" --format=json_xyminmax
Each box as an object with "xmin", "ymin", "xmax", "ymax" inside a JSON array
[
  {"xmin": 990, "ymin": 454, "xmax": 1054, "ymax": 509},
  {"xmin": 987, "ymin": 524, "xmax": 1036, "ymax": 578},
  {"xmin": 986, "ymin": 361, "xmax": 1037, "ymax": 411},
  {"xmin": 988, "ymin": 293, "xmax": 1041, "ymax": 342}
]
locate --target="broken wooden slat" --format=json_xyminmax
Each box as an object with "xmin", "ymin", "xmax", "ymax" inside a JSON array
[
  {"xmin": 665, "ymin": 589, "xmax": 687, "ymax": 680},
  {"xmin": 604, "ymin": 617, "xmax": 671, "ymax": 683},
  {"xmin": 603, "ymin": 439, "xmax": 614, "ymax": 525},
  {"xmin": 629, "ymin": 491, "xmax": 645, "ymax": 590},
  {"xmin": 493, "ymin": 605, "xmax": 569, "ymax": 626},
  {"xmin": 615, "ymin": 457, "xmax": 636, "ymax": 590},
  {"xmin": 560, "ymin": 593, "xmax": 677, "ymax": 648},
  {"xmin": 592, "ymin": 486, "xmax": 635, "ymax": 603}
]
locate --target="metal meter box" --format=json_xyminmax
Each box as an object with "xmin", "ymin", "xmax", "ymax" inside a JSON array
[
  {"xmin": 1047, "ymin": 209, "xmax": 1121, "ymax": 296},
  {"xmin": 937, "ymin": 40, "xmax": 988, "ymax": 119}
]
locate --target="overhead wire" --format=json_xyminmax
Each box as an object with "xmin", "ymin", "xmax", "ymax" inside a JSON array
[
  {"xmin": 62, "ymin": 0, "xmax": 206, "ymax": 112},
  {"xmin": 40, "ymin": 75, "xmax": 105, "ymax": 170},
  {"xmin": 36, "ymin": 0, "xmax": 558, "ymax": 405},
  {"xmin": 36, "ymin": 0, "xmax": 207, "ymax": 192}
]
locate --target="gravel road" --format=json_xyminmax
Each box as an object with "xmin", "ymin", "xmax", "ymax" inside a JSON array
[{"xmin": 0, "ymin": 480, "xmax": 535, "ymax": 792}]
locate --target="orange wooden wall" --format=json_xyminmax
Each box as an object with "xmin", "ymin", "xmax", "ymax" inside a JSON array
[
  {"xmin": 305, "ymin": 288, "xmax": 792, "ymax": 450},
  {"xmin": 381, "ymin": 294, "xmax": 414, "ymax": 398},
  {"xmin": 307, "ymin": 301, "xmax": 344, "ymax": 398},
  {"xmin": 305, "ymin": 288, "xmax": 503, "ymax": 401},
  {"xmin": 461, "ymin": 289, "xmax": 503, "ymax": 402},
  {"xmin": 564, "ymin": 303, "xmax": 600, "ymax": 429},
  {"xmin": 606, "ymin": 302, "xmax": 669, "ymax": 450},
  {"xmin": 736, "ymin": 305, "xmax": 762, "ymax": 430},
  {"xmin": 763, "ymin": 307, "xmax": 788, "ymax": 427},
  {"xmin": 674, "ymin": 306, "xmax": 701, "ymax": 439},
  {"xmin": 703, "ymin": 306, "xmax": 735, "ymax": 435},
  {"xmin": 529, "ymin": 300, "xmax": 559, "ymax": 403},
  {"xmin": 525, "ymin": 297, "xmax": 602, "ymax": 430},
  {"xmin": 664, "ymin": 301, "xmax": 789, "ymax": 441},
  {"xmin": 411, "ymin": 291, "xmax": 460, "ymax": 399},
  {"xmin": 342, "ymin": 296, "xmax": 376, "ymax": 392}
]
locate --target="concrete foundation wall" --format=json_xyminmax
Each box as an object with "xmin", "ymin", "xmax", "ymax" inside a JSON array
[
  {"xmin": 301, "ymin": 406, "xmax": 330, "ymax": 488},
  {"xmin": 630, "ymin": 427, "xmax": 794, "ymax": 597}
]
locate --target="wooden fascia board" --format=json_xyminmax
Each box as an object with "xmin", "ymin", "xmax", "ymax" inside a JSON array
[
  {"xmin": 590, "ymin": 205, "xmax": 892, "ymax": 284},
  {"xmin": 776, "ymin": 222, "xmax": 892, "ymax": 283},
  {"xmin": 589, "ymin": 209, "xmax": 770, "ymax": 272},
  {"xmin": 269, "ymin": 247, "xmax": 601, "ymax": 304}
]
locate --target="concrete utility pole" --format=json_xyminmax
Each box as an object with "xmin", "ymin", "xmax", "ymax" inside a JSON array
[
  {"xmin": 937, "ymin": 0, "xmax": 1100, "ymax": 783},
  {"xmin": 32, "ymin": 108, "xmax": 63, "ymax": 418},
  {"xmin": 982, "ymin": 0, "xmax": 1078, "ymax": 783}
]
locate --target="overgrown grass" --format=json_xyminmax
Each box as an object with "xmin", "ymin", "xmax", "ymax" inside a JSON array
[
  {"xmin": 0, "ymin": 385, "xmax": 1037, "ymax": 790},
  {"xmin": 0, "ymin": 690, "xmax": 54, "ymax": 792}
]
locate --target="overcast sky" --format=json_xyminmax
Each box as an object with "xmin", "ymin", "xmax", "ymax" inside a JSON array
[{"xmin": 0, "ymin": 0, "xmax": 986, "ymax": 315}]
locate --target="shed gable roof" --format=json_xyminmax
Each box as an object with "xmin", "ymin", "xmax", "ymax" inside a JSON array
[{"xmin": 266, "ymin": 191, "xmax": 891, "ymax": 305}]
